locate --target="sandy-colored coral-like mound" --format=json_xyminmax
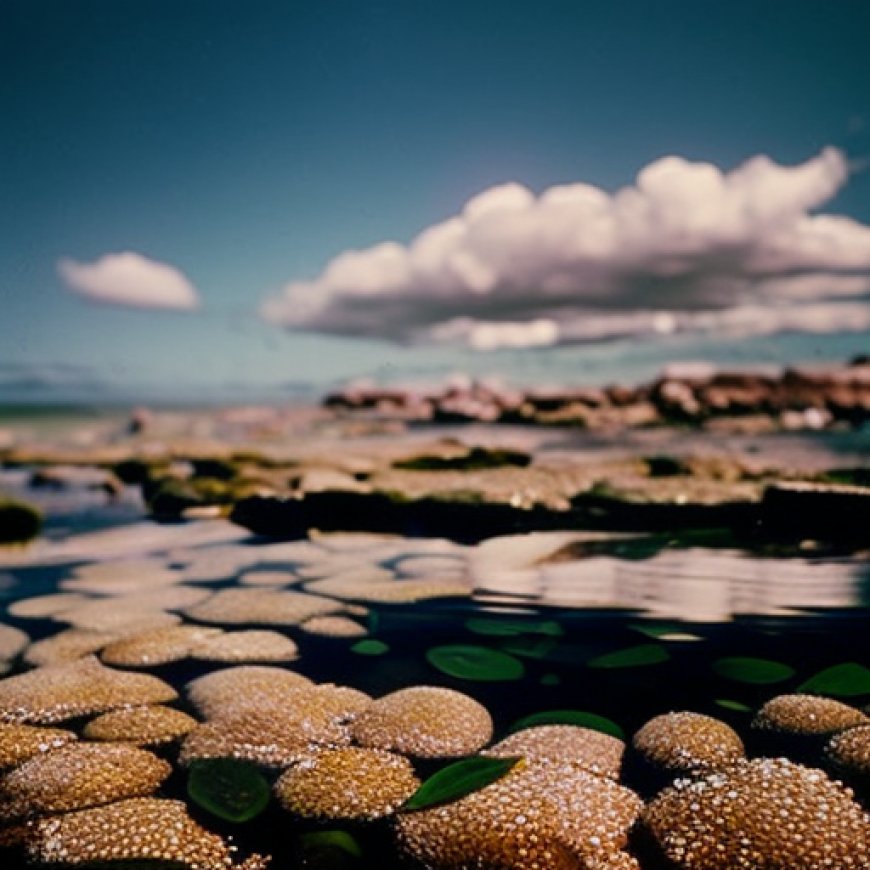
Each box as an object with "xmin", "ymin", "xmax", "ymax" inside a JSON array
[
  {"xmin": 300, "ymin": 614, "xmax": 368, "ymax": 637},
  {"xmin": 632, "ymin": 711, "xmax": 745, "ymax": 774},
  {"xmin": 753, "ymin": 694, "xmax": 869, "ymax": 736},
  {"xmin": 0, "ymin": 624, "xmax": 29, "ymax": 661},
  {"xmin": 7, "ymin": 592, "xmax": 92, "ymax": 619},
  {"xmin": 190, "ymin": 630, "xmax": 299, "ymax": 662},
  {"xmin": 186, "ymin": 665, "xmax": 314, "ymax": 719},
  {"xmin": 352, "ymin": 686, "xmax": 492, "ymax": 758},
  {"xmin": 827, "ymin": 724, "xmax": 870, "ymax": 779},
  {"xmin": 23, "ymin": 628, "xmax": 119, "ymax": 666},
  {"xmin": 303, "ymin": 575, "xmax": 470, "ymax": 603},
  {"xmin": 100, "ymin": 624, "xmax": 223, "ymax": 667},
  {"xmin": 0, "ymin": 742, "xmax": 171, "ymax": 820},
  {"xmin": 641, "ymin": 757, "xmax": 870, "ymax": 868},
  {"xmin": 0, "ymin": 656, "xmax": 177, "ymax": 724},
  {"xmin": 181, "ymin": 684, "xmax": 370, "ymax": 767},
  {"xmin": 274, "ymin": 747, "xmax": 419, "ymax": 820},
  {"xmin": 53, "ymin": 601, "xmax": 182, "ymax": 634},
  {"xmin": 83, "ymin": 705, "xmax": 198, "ymax": 746},
  {"xmin": 0, "ymin": 723, "xmax": 77, "ymax": 770},
  {"xmin": 395, "ymin": 760, "xmax": 642, "ymax": 870},
  {"xmin": 7, "ymin": 797, "xmax": 270, "ymax": 868},
  {"xmin": 487, "ymin": 724, "xmax": 625, "ymax": 780},
  {"xmin": 184, "ymin": 588, "xmax": 344, "ymax": 626}
]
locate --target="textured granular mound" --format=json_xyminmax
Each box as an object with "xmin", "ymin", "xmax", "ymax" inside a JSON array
[
  {"xmin": 827, "ymin": 724, "xmax": 870, "ymax": 779},
  {"xmin": 7, "ymin": 592, "xmax": 92, "ymax": 619},
  {"xmin": 24, "ymin": 628, "xmax": 119, "ymax": 666},
  {"xmin": 0, "ymin": 624, "xmax": 29, "ymax": 661},
  {"xmin": 303, "ymin": 575, "xmax": 470, "ymax": 603},
  {"xmin": 395, "ymin": 760, "xmax": 641, "ymax": 870},
  {"xmin": 83, "ymin": 705, "xmax": 198, "ymax": 746},
  {"xmin": 300, "ymin": 614, "xmax": 368, "ymax": 637},
  {"xmin": 0, "ymin": 656, "xmax": 177, "ymax": 724},
  {"xmin": 190, "ymin": 630, "xmax": 299, "ymax": 662},
  {"xmin": 486, "ymin": 724, "xmax": 625, "ymax": 779},
  {"xmin": 352, "ymin": 686, "xmax": 492, "ymax": 758},
  {"xmin": 0, "ymin": 742, "xmax": 171, "ymax": 820},
  {"xmin": 9, "ymin": 797, "xmax": 270, "ymax": 868},
  {"xmin": 753, "ymin": 694, "xmax": 869, "ymax": 736},
  {"xmin": 0, "ymin": 723, "xmax": 77, "ymax": 770},
  {"xmin": 100, "ymin": 625, "xmax": 223, "ymax": 667},
  {"xmin": 53, "ymin": 603, "xmax": 181, "ymax": 634},
  {"xmin": 184, "ymin": 587, "xmax": 344, "ymax": 626},
  {"xmin": 274, "ymin": 747, "xmax": 419, "ymax": 820},
  {"xmin": 641, "ymin": 757, "xmax": 870, "ymax": 868},
  {"xmin": 632, "ymin": 711, "xmax": 745, "ymax": 774},
  {"xmin": 181, "ymin": 684, "xmax": 370, "ymax": 767},
  {"xmin": 186, "ymin": 666, "xmax": 314, "ymax": 719}
]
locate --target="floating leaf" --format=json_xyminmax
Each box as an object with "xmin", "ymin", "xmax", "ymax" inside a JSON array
[
  {"xmin": 426, "ymin": 645, "xmax": 525, "ymax": 681},
  {"xmin": 187, "ymin": 758, "xmax": 270, "ymax": 823},
  {"xmin": 797, "ymin": 663, "xmax": 870, "ymax": 697},
  {"xmin": 465, "ymin": 617, "xmax": 563, "ymax": 638},
  {"xmin": 499, "ymin": 636, "xmax": 558, "ymax": 660},
  {"xmin": 351, "ymin": 639, "xmax": 390, "ymax": 656},
  {"xmin": 712, "ymin": 657, "xmax": 795, "ymax": 685},
  {"xmin": 715, "ymin": 699, "xmax": 753, "ymax": 713},
  {"xmin": 539, "ymin": 673, "xmax": 561, "ymax": 686},
  {"xmin": 509, "ymin": 710, "xmax": 624, "ymax": 739},
  {"xmin": 587, "ymin": 644, "xmax": 669, "ymax": 669},
  {"xmin": 629, "ymin": 622, "xmax": 703, "ymax": 642},
  {"xmin": 300, "ymin": 830, "xmax": 363, "ymax": 859},
  {"xmin": 402, "ymin": 756, "xmax": 521, "ymax": 811}
]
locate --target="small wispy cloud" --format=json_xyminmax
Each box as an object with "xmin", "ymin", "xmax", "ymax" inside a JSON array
[
  {"xmin": 58, "ymin": 252, "xmax": 200, "ymax": 310},
  {"xmin": 261, "ymin": 147, "xmax": 870, "ymax": 349}
]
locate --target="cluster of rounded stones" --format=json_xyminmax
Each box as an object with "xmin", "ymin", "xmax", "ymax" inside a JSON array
[{"xmin": 3, "ymin": 636, "xmax": 870, "ymax": 870}]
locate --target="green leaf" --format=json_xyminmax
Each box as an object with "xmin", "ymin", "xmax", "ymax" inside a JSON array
[
  {"xmin": 587, "ymin": 644, "xmax": 669, "ymax": 669},
  {"xmin": 499, "ymin": 636, "xmax": 558, "ymax": 660},
  {"xmin": 351, "ymin": 639, "xmax": 390, "ymax": 656},
  {"xmin": 712, "ymin": 657, "xmax": 795, "ymax": 685},
  {"xmin": 629, "ymin": 622, "xmax": 703, "ymax": 642},
  {"xmin": 403, "ymin": 756, "xmax": 521, "ymax": 811},
  {"xmin": 714, "ymin": 699, "xmax": 753, "ymax": 713},
  {"xmin": 797, "ymin": 663, "xmax": 870, "ymax": 697},
  {"xmin": 426, "ymin": 645, "xmax": 525, "ymax": 681},
  {"xmin": 465, "ymin": 617, "xmax": 563, "ymax": 638},
  {"xmin": 300, "ymin": 831, "xmax": 363, "ymax": 859},
  {"xmin": 539, "ymin": 673, "xmax": 561, "ymax": 686},
  {"xmin": 187, "ymin": 758, "xmax": 270, "ymax": 823},
  {"xmin": 509, "ymin": 710, "xmax": 624, "ymax": 739}
]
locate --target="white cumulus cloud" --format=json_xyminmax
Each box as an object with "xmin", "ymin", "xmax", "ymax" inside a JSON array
[
  {"xmin": 58, "ymin": 252, "xmax": 200, "ymax": 310},
  {"xmin": 261, "ymin": 148, "xmax": 870, "ymax": 348}
]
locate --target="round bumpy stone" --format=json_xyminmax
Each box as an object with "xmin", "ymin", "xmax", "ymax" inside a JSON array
[
  {"xmin": 351, "ymin": 685, "xmax": 492, "ymax": 758},
  {"xmin": 274, "ymin": 747, "xmax": 419, "ymax": 820},
  {"xmin": 753, "ymin": 694, "xmax": 869, "ymax": 736},
  {"xmin": 632, "ymin": 711, "xmax": 745, "ymax": 774},
  {"xmin": 641, "ymin": 757, "xmax": 870, "ymax": 868}
]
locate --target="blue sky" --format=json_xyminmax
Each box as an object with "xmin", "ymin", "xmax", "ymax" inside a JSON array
[{"xmin": 2, "ymin": 1, "xmax": 870, "ymax": 404}]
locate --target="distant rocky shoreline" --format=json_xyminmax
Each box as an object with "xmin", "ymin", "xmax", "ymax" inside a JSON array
[{"xmin": 325, "ymin": 359, "xmax": 870, "ymax": 433}]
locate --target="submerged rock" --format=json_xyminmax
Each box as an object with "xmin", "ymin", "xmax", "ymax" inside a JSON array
[
  {"xmin": 351, "ymin": 686, "xmax": 492, "ymax": 758},
  {"xmin": 640, "ymin": 757, "xmax": 870, "ymax": 868}
]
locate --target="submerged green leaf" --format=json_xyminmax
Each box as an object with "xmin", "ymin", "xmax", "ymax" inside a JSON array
[
  {"xmin": 465, "ymin": 617, "xmax": 563, "ymax": 638},
  {"xmin": 714, "ymin": 699, "xmax": 753, "ymax": 713},
  {"xmin": 587, "ymin": 644, "xmax": 669, "ymax": 669},
  {"xmin": 351, "ymin": 639, "xmax": 390, "ymax": 656},
  {"xmin": 426, "ymin": 644, "xmax": 525, "ymax": 681},
  {"xmin": 187, "ymin": 758, "xmax": 270, "ymax": 823},
  {"xmin": 797, "ymin": 663, "xmax": 870, "ymax": 697},
  {"xmin": 300, "ymin": 830, "xmax": 363, "ymax": 859},
  {"xmin": 509, "ymin": 710, "xmax": 624, "ymax": 739},
  {"xmin": 712, "ymin": 657, "xmax": 795, "ymax": 685},
  {"xmin": 403, "ymin": 756, "xmax": 521, "ymax": 811},
  {"xmin": 499, "ymin": 636, "xmax": 559, "ymax": 660}
]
